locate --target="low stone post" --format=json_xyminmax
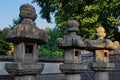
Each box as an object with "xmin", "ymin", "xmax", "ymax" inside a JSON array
[
  {"xmin": 57, "ymin": 20, "xmax": 87, "ymax": 80},
  {"xmin": 3, "ymin": 4, "xmax": 47, "ymax": 80},
  {"xmin": 85, "ymin": 27, "xmax": 119, "ymax": 80}
]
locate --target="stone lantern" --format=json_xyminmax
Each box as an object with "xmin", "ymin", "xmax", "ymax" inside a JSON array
[
  {"xmin": 57, "ymin": 20, "xmax": 87, "ymax": 80},
  {"xmin": 3, "ymin": 4, "xmax": 47, "ymax": 80},
  {"xmin": 85, "ymin": 27, "xmax": 119, "ymax": 80}
]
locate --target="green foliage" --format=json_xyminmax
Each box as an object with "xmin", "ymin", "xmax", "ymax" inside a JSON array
[
  {"xmin": 0, "ymin": 17, "xmax": 22, "ymax": 55},
  {"xmin": 9, "ymin": 17, "xmax": 22, "ymax": 29},
  {"xmin": 33, "ymin": 0, "xmax": 120, "ymax": 41},
  {"xmin": 2, "ymin": 17, "xmax": 22, "ymax": 56},
  {"xmin": 0, "ymin": 30, "xmax": 11, "ymax": 55},
  {"xmin": 38, "ymin": 27, "xmax": 63, "ymax": 59}
]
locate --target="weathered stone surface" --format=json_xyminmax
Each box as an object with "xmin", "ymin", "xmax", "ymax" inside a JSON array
[
  {"xmin": 85, "ymin": 27, "xmax": 119, "ymax": 50},
  {"xmin": 64, "ymin": 49, "xmax": 82, "ymax": 63},
  {"xmin": 58, "ymin": 35, "xmax": 86, "ymax": 48},
  {"xmin": 94, "ymin": 50, "xmax": 110, "ymax": 62},
  {"xmin": 15, "ymin": 76, "xmax": 36, "ymax": 80},
  {"xmin": 2, "ymin": 4, "xmax": 47, "ymax": 44},
  {"xmin": 67, "ymin": 20, "xmax": 79, "ymax": 32},
  {"xmin": 19, "ymin": 4, "xmax": 37, "ymax": 21},
  {"xmin": 57, "ymin": 20, "xmax": 87, "ymax": 80},
  {"xmin": 37, "ymin": 73, "xmax": 65, "ymax": 80},
  {"xmin": 5, "ymin": 62, "xmax": 44, "ymax": 75},
  {"xmin": 85, "ymin": 27, "xmax": 119, "ymax": 80},
  {"xmin": 96, "ymin": 26, "xmax": 106, "ymax": 39},
  {"xmin": 65, "ymin": 74, "xmax": 81, "ymax": 80},
  {"xmin": 90, "ymin": 62, "xmax": 115, "ymax": 71},
  {"xmin": 57, "ymin": 20, "xmax": 86, "ymax": 49},
  {"xmin": 4, "ymin": 4, "xmax": 45, "ymax": 80},
  {"xmin": 94, "ymin": 72, "xmax": 108, "ymax": 80},
  {"xmin": 60, "ymin": 63, "xmax": 87, "ymax": 74},
  {"xmin": 85, "ymin": 39, "xmax": 119, "ymax": 50}
]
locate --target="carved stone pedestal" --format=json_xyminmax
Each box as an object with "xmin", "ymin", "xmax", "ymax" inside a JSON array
[
  {"xmin": 60, "ymin": 63, "xmax": 87, "ymax": 80},
  {"xmin": 90, "ymin": 62, "xmax": 115, "ymax": 80},
  {"xmin": 5, "ymin": 63, "xmax": 44, "ymax": 80}
]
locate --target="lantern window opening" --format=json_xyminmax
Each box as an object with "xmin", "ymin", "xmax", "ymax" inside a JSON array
[
  {"xmin": 25, "ymin": 45, "xmax": 33, "ymax": 54},
  {"xmin": 104, "ymin": 52, "xmax": 108, "ymax": 57},
  {"xmin": 74, "ymin": 50, "xmax": 80, "ymax": 60}
]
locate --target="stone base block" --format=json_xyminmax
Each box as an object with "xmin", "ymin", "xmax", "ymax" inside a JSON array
[
  {"xmin": 60, "ymin": 63, "xmax": 87, "ymax": 73},
  {"xmin": 94, "ymin": 72, "xmax": 109, "ymax": 80},
  {"xmin": 5, "ymin": 62, "xmax": 44, "ymax": 75},
  {"xmin": 90, "ymin": 62, "xmax": 115, "ymax": 71},
  {"xmin": 65, "ymin": 74, "xmax": 81, "ymax": 80},
  {"xmin": 15, "ymin": 76, "xmax": 36, "ymax": 80}
]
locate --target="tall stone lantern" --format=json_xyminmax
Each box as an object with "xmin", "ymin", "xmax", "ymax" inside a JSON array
[
  {"xmin": 85, "ymin": 27, "xmax": 119, "ymax": 80},
  {"xmin": 2, "ymin": 4, "xmax": 47, "ymax": 80},
  {"xmin": 57, "ymin": 20, "xmax": 87, "ymax": 80}
]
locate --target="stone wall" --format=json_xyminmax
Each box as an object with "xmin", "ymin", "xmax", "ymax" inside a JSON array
[
  {"xmin": 0, "ymin": 48, "xmax": 120, "ymax": 80},
  {"xmin": 109, "ymin": 54, "xmax": 120, "ymax": 80}
]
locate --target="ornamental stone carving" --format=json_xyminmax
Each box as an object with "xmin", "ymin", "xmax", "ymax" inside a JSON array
[
  {"xmin": 3, "ymin": 4, "xmax": 47, "ymax": 80},
  {"xmin": 58, "ymin": 20, "xmax": 87, "ymax": 80},
  {"xmin": 85, "ymin": 27, "xmax": 119, "ymax": 50},
  {"xmin": 3, "ymin": 4, "xmax": 47, "ymax": 44},
  {"xmin": 5, "ymin": 63, "xmax": 44, "ymax": 75},
  {"xmin": 57, "ymin": 20, "xmax": 86, "ymax": 48},
  {"xmin": 85, "ymin": 27, "xmax": 119, "ymax": 80}
]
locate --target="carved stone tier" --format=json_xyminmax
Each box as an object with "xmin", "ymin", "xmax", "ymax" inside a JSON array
[
  {"xmin": 90, "ymin": 62, "xmax": 115, "ymax": 71},
  {"xmin": 57, "ymin": 35, "xmax": 86, "ymax": 49},
  {"xmin": 2, "ymin": 4, "xmax": 47, "ymax": 44},
  {"xmin": 57, "ymin": 20, "xmax": 86, "ymax": 49},
  {"xmin": 5, "ymin": 63, "xmax": 44, "ymax": 75},
  {"xmin": 85, "ymin": 39, "xmax": 119, "ymax": 50},
  {"xmin": 60, "ymin": 63, "xmax": 87, "ymax": 74}
]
